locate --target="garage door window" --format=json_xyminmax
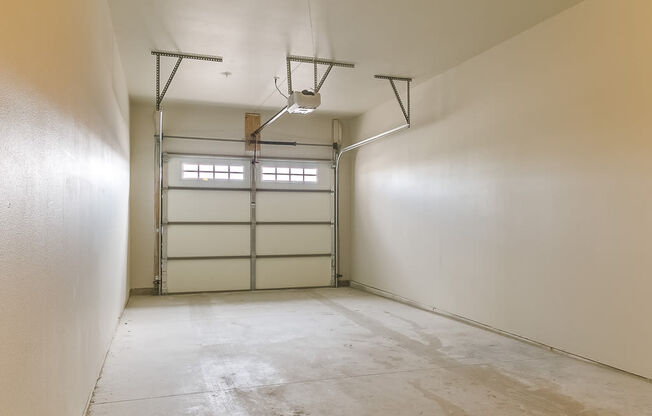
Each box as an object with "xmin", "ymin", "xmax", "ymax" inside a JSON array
[
  {"xmin": 182, "ymin": 163, "xmax": 244, "ymax": 180},
  {"xmin": 261, "ymin": 167, "xmax": 317, "ymax": 183}
]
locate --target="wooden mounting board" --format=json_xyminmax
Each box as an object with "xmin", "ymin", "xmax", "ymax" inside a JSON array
[{"xmin": 245, "ymin": 112, "xmax": 261, "ymax": 151}]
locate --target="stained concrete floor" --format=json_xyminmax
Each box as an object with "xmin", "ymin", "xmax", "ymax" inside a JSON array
[{"xmin": 88, "ymin": 287, "xmax": 651, "ymax": 415}]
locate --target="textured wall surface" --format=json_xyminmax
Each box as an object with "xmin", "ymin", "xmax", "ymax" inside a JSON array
[
  {"xmin": 0, "ymin": 0, "xmax": 130, "ymax": 415},
  {"xmin": 348, "ymin": 0, "xmax": 652, "ymax": 379}
]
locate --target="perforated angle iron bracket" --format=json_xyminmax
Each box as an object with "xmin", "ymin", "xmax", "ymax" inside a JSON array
[
  {"xmin": 374, "ymin": 74, "xmax": 412, "ymax": 125},
  {"xmin": 152, "ymin": 50, "xmax": 223, "ymax": 110},
  {"xmin": 286, "ymin": 55, "xmax": 355, "ymax": 95}
]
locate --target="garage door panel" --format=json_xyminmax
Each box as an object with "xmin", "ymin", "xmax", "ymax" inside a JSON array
[
  {"xmin": 167, "ymin": 259, "xmax": 250, "ymax": 293},
  {"xmin": 257, "ymin": 224, "xmax": 331, "ymax": 255},
  {"xmin": 256, "ymin": 192, "xmax": 332, "ymax": 222},
  {"xmin": 164, "ymin": 155, "xmax": 334, "ymax": 293},
  {"xmin": 256, "ymin": 257, "xmax": 331, "ymax": 289},
  {"xmin": 167, "ymin": 225, "xmax": 250, "ymax": 257},
  {"xmin": 167, "ymin": 190, "xmax": 250, "ymax": 222}
]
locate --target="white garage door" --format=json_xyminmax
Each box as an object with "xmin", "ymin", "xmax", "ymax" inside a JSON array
[{"xmin": 161, "ymin": 154, "xmax": 333, "ymax": 293}]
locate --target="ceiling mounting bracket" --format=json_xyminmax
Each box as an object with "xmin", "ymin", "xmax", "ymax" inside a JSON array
[
  {"xmin": 286, "ymin": 55, "xmax": 355, "ymax": 95},
  {"xmin": 151, "ymin": 50, "xmax": 223, "ymax": 110},
  {"xmin": 247, "ymin": 55, "xmax": 354, "ymax": 154},
  {"xmin": 374, "ymin": 74, "xmax": 412, "ymax": 125}
]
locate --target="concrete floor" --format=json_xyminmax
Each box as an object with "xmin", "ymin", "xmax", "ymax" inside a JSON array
[{"xmin": 88, "ymin": 288, "xmax": 651, "ymax": 415}]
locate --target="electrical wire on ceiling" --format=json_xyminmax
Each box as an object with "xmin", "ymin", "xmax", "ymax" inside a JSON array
[
  {"xmin": 255, "ymin": 62, "xmax": 301, "ymax": 110},
  {"xmin": 307, "ymin": 0, "xmax": 316, "ymax": 57},
  {"xmin": 306, "ymin": 0, "xmax": 317, "ymax": 92},
  {"xmin": 256, "ymin": 0, "xmax": 316, "ymax": 108},
  {"xmin": 274, "ymin": 77, "xmax": 288, "ymax": 99}
]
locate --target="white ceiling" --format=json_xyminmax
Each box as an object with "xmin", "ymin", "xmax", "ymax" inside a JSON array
[{"xmin": 109, "ymin": 0, "xmax": 582, "ymax": 116}]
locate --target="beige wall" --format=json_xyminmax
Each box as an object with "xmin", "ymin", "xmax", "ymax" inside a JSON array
[
  {"xmin": 0, "ymin": 1, "xmax": 130, "ymax": 415},
  {"xmin": 129, "ymin": 99, "xmax": 337, "ymax": 289},
  {"xmin": 347, "ymin": 0, "xmax": 652, "ymax": 379}
]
